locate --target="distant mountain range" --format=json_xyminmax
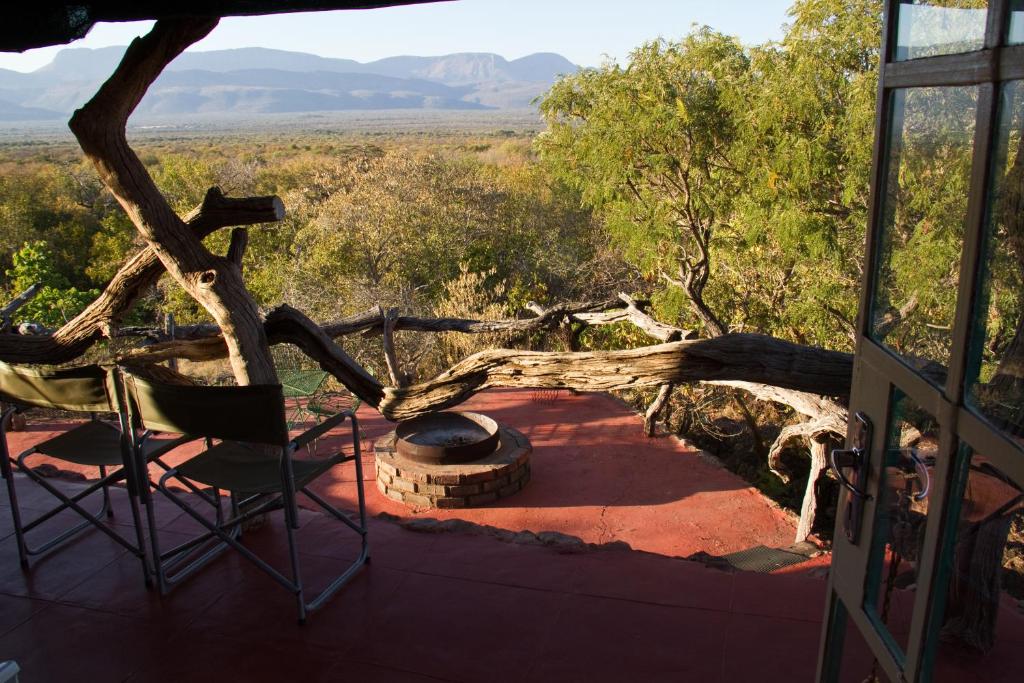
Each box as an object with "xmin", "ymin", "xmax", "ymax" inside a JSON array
[{"xmin": 0, "ymin": 47, "xmax": 579, "ymax": 120}]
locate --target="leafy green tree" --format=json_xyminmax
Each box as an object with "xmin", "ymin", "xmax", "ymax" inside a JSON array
[
  {"xmin": 86, "ymin": 210, "xmax": 141, "ymax": 284},
  {"xmin": 0, "ymin": 165, "xmax": 105, "ymax": 290},
  {"xmin": 718, "ymin": 0, "xmax": 881, "ymax": 349},
  {"xmin": 538, "ymin": 28, "xmax": 749, "ymax": 336},
  {"xmin": 288, "ymin": 150, "xmax": 604, "ymax": 320},
  {"xmin": 538, "ymin": 2, "xmax": 883, "ymax": 350},
  {"xmin": 5, "ymin": 241, "xmax": 98, "ymax": 328}
]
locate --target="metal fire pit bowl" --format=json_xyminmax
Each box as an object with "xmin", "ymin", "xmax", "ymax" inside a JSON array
[{"xmin": 395, "ymin": 411, "xmax": 500, "ymax": 465}]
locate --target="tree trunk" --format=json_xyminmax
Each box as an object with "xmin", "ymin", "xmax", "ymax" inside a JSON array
[
  {"xmin": 796, "ymin": 437, "xmax": 829, "ymax": 543},
  {"xmin": 687, "ymin": 286, "xmax": 727, "ymax": 338},
  {"xmin": 644, "ymin": 383, "xmax": 674, "ymax": 436},
  {"xmin": 377, "ymin": 333, "xmax": 853, "ymax": 421},
  {"xmin": 67, "ymin": 18, "xmax": 277, "ymax": 386}
]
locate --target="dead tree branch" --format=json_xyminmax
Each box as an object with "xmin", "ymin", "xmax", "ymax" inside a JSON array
[
  {"xmin": 0, "ymin": 284, "xmax": 41, "ymax": 333},
  {"xmin": 135, "ymin": 297, "xmax": 625, "ymax": 343},
  {"xmin": 226, "ymin": 228, "xmax": 249, "ymax": 269},
  {"xmin": 377, "ymin": 334, "xmax": 853, "ymax": 421},
  {"xmin": 381, "ymin": 307, "xmax": 407, "ymax": 387},
  {"xmin": 644, "ymin": 383, "xmax": 674, "ymax": 436},
  {"xmin": 796, "ymin": 437, "xmax": 830, "ymax": 543},
  {"xmin": 765, "ymin": 415, "xmax": 844, "ymax": 483}
]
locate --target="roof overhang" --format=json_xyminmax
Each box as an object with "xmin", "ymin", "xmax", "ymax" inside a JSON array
[{"xmin": 3, "ymin": 2, "xmax": 447, "ymax": 52}]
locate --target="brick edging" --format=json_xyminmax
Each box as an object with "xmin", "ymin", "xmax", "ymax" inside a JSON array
[{"xmin": 373, "ymin": 426, "xmax": 531, "ymax": 508}]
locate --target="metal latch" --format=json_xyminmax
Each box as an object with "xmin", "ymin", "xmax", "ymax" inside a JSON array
[{"xmin": 830, "ymin": 411, "xmax": 872, "ymax": 544}]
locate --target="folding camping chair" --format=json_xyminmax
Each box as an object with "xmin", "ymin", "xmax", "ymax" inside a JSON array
[
  {"xmin": 0, "ymin": 362, "xmax": 151, "ymax": 583},
  {"xmin": 120, "ymin": 369, "xmax": 369, "ymax": 623}
]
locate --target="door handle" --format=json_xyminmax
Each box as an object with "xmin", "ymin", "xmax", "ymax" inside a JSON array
[
  {"xmin": 911, "ymin": 451, "xmax": 930, "ymax": 501},
  {"xmin": 830, "ymin": 447, "xmax": 871, "ymax": 499},
  {"xmin": 833, "ymin": 411, "xmax": 873, "ymax": 544}
]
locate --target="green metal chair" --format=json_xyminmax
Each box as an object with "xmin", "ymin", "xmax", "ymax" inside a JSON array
[
  {"xmin": 278, "ymin": 368, "xmax": 330, "ymax": 431},
  {"xmin": 0, "ymin": 362, "xmax": 153, "ymax": 582},
  {"xmin": 120, "ymin": 368, "xmax": 369, "ymax": 623},
  {"xmin": 279, "ymin": 367, "xmax": 363, "ymax": 452},
  {"xmin": 308, "ymin": 384, "xmax": 361, "ymax": 424}
]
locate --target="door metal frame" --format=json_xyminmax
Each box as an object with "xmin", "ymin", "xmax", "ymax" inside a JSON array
[{"xmin": 817, "ymin": 1, "xmax": 1024, "ymax": 680}]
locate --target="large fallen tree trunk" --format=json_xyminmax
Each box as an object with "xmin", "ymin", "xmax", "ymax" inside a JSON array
[
  {"xmin": 114, "ymin": 301, "xmax": 854, "ymax": 411},
  {"xmin": 377, "ymin": 334, "xmax": 852, "ymax": 421}
]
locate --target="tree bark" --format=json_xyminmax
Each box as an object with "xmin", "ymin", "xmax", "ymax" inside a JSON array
[
  {"xmin": 381, "ymin": 306, "xmax": 407, "ymax": 387},
  {"xmin": 377, "ymin": 334, "xmax": 852, "ymax": 421},
  {"xmin": 795, "ymin": 437, "xmax": 829, "ymax": 543},
  {"xmin": 615, "ymin": 293, "xmax": 692, "ymax": 342},
  {"xmin": 68, "ymin": 18, "xmax": 278, "ymax": 386},
  {"xmin": 263, "ymin": 305, "xmax": 384, "ymax": 405},
  {"xmin": 644, "ymin": 383, "xmax": 674, "ymax": 436}
]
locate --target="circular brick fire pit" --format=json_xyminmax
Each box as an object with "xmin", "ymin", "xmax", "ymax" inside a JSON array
[{"xmin": 374, "ymin": 423, "xmax": 531, "ymax": 509}]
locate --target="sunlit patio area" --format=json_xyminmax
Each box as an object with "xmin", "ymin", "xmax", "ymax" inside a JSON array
[{"xmin": 0, "ymin": 388, "xmax": 839, "ymax": 682}]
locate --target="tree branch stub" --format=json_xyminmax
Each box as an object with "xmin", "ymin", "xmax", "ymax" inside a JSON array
[
  {"xmin": 382, "ymin": 307, "xmax": 407, "ymax": 387},
  {"xmin": 226, "ymin": 228, "xmax": 249, "ymax": 270}
]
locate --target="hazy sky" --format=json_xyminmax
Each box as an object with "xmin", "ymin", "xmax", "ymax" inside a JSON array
[{"xmin": 0, "ymin": 0, "xmax": 796, "ymax": 72}]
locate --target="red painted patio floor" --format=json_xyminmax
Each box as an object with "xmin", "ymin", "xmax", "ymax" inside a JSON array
[
  {"xmin": 6, "ymin": 389, "xmax": 1019, "ymax": 681},
  {"xmin": 0, "ymin": 388, "xmax": 835, "ymax": 681},
  {"xmin": 8, "ymin": 387, "xmax": 1024, "ymax": 679},
  {"xmin": 1, "ymin": 474, "xmax": 831, "ymax": 682},
  {"xmin": 9, "ymin": 388, "xmax": 800, "ymax": 558}
]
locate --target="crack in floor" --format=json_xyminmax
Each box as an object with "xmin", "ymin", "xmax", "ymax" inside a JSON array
[{"xmin": 595, "ymin": 467, "xmax": 636, "ymax": 545}]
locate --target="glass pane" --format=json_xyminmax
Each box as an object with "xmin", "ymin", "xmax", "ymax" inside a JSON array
[
  {"xmin": 864, "ymin": 389, "xmax": 940, "ymax": 660},
  {"xmin": 966, "ymin": 81, "xmax": 1024, "ymax": 443},
  {"xmin": 925, "ymin": 448, "xmax": 1024, "ymax": 681},
  {"xmin": 1010, "ymin": 0, "xmax": 1024, "ymax": 44},
  {"xmin": 894, "ymin": 1, "xmax": 988, "ymax": 61},
  {"xmin": 871, "ymin": 86, "xmax": 977, "ymax": 378},
  {"xmin": 830, "ymin": 600, "xmax": 896, "ymax": 683}
]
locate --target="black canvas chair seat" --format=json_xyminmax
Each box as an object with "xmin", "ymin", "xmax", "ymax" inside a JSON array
[
  {"xmin": 173, "ymin": 441, "xmax": 343, "ymax": 494},
  {"xmin": 32, "ymin": 419, "xmax": 123, "ymax": 466},
  {"xmin": 18, "ymin": 412, "xmax": 184, "ymax": 471}
]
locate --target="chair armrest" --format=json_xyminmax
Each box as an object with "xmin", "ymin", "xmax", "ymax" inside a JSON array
[{"xmin": 290, "ymin": 411, "xmax": 352, "ymax": 451}]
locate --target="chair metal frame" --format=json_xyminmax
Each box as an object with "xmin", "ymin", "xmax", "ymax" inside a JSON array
[
  {"xmin": 0, "ymin": 365, "xmax": 151, "ymax": 585},
  {"xmin": 121, "ymin": 370, "xmax": 370, "ymax": 623}
]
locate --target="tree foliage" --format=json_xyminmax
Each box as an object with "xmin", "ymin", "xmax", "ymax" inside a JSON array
[
  {"xmin": 538, "ymin": 28, "xmax": 749, "ymax": 336},
  {"xmin": 5, "ymin": 241, "xmax": 98, "ymax": 328},
  {"xmin": 538, "ymin": 0, "xmax": 883, "ymax": 350}
]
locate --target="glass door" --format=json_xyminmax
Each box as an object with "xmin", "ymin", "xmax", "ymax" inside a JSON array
[{"xmin": 818, "ymin": 1, "xmax": 1024, "ymax": 681}]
